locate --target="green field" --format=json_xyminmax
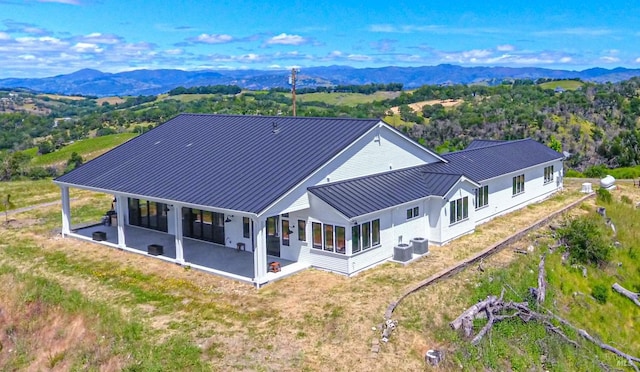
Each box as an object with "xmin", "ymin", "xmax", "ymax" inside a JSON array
[
  {"xmin": 294, "ymin": 91, "xmax": 401, "ymax": 106},
  {"xmin": 31, "ymin": 133, "xmax": 137, "ymax": 167},
  {"xmin": 539, "ymin": 80, "xmax": 585, "ymax": 91}
]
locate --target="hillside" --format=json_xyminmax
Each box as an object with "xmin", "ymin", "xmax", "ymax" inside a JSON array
[
  {"xmin": 2, "ymin": 65, "xmax": 640, "ymax": 96},
  {"xmin": 0, "ymin": 179, "xmax": 637, "ymax": 370}
]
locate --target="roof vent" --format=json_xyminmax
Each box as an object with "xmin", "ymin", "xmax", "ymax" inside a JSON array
[{"xmin": 272, "ymin": 121, "xmax": 281, "ymax": 134}]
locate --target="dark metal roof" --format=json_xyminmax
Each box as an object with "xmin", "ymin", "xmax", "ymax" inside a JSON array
[
  {"xmin": 465, "ymin": 139, "xmax": 506, "ymax": 150},
  {"xmin": 55, "ymin": 114, "xmax": 380, "ymax": 214},
  {"xmin": 308, "ymin": 138, "xmax": 563, "ymax": 218},
  {"xmin": 308, "ymin": 167, "xmax": 462, "ymax": 218},
  {"xmin": 423, "ymin": 138, "xmax": 564, "ymax": 182}
]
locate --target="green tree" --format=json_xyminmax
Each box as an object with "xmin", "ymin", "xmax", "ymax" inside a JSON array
[
  {"xmin": 547, "ymin": 135, "xmax": 562, "ymax": 153},
  {"xmin": 65, "ymin": 152, "xmax": 84, "ymax": 173}
]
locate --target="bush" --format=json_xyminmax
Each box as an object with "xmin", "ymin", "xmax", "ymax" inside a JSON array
[
  {"xmin": 591, "ymin": 284, "xmax": 608, "ymax": 304},
  {"xmin": 621, "ymin": 195, "xmax": 632, "ymax": 204},
  {"xmin": 564, "ymin": 169, "xmax": 584, "ymax": 178},
  {"xmin": 596, "ymin": 188, "xmax": 612, "ymax": 204},
  {"xmin": 557, "ymin": 215, "xmax": 613, "ymax": 266},
  {"xmin": 584, "ymin": 164, "xmax": 608, "ymax": 178}
]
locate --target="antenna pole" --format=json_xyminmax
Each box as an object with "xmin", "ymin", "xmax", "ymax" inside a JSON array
[{"xmin": 291, "ymin": 68, "xmax": 297, "ymax": 116}]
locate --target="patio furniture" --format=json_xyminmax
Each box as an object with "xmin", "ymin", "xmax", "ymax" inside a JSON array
[
  {"xmin": 147, "ymin": 244, "xmax": 164, "ymax": 256},
  {"xmin": 236, "ymin": 242, "xmax": 246, "ymax": 251},
  {"xmin": 269, "ymin": 261, "xmax": 281, "ymax": 273},
  {"xmin": 92, "ymin": 231, "xmax": 107, "ymax": 241}
]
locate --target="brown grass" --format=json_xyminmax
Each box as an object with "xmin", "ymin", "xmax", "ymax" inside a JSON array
[
  {"xmin": 0, "ymin": 179, "xmax": 613, "ymax": 370},
  {"xmin": 389, "ymin": 99, "xmax": 463, "ymax": 114},
  {"xmin": 95, "ymin": 97, "xmax": 126, "ymax": 106}
]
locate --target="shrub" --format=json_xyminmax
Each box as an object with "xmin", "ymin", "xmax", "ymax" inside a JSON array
[
  {"xmin": 591, "ymin": 284, "xmax": 608, "ymax": 304},
  {"xmin": 596, "ymin": 188, "xmax": 612, "ymax": 204},
  {"xmin": 557, "ymin": 215, "xmax": 613, "ymax": 266},
  {"xmin": 584, "ymin": 165, "xmax": 608, "ymax": 178},
  {"xmin": 621, "ymin": 195, "xmax": 632, "ymax": 204},
  {"xmin": 564, "ymin": 169, "xmax": 584, "ymax": 178}
]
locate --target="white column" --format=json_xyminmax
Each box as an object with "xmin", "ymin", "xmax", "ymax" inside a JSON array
[
  {"xmin": 174, "ymin": 205, "xmax": 184, "ymax": 264},
  {"xmin": 60, "ymin": 186, "xmax": 71, "ymax": 236},
  {"xmin": 116, "ymin": 195, "xmax": 126, "ymax": 248},
  {"xmin": 253, "ymin": 218, "xmax": 268, "ymax": 285}
]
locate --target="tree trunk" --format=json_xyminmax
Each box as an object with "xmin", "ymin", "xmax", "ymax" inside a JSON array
[
  {"xmin": 612, "ymin": 283, "xmax": 640, "ymax": 307},
  {"xmin": 537, "ymin": 254, "xmax": 546, "ymax": 304}
]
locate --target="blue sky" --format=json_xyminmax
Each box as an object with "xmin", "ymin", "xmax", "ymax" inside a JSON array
[{"xmin": 1, "ymin": 0, "xmax": 639, "ymax": 78}]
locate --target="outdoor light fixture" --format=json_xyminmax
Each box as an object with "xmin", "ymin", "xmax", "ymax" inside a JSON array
[{"xmin": 225, "ymin": 215, "xmax": 234, "ymax": 223}]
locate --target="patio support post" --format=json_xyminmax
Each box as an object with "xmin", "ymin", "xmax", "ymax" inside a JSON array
[
  {"xmin": 174, "ymin": 205, "xmax": 184, "ymax": 264},
  {"xmin": 253, "ymin": 218, "xmax": 268, "ymax": 286},
  {"xmin": 60, "ymin": 186, "xmax": 71, "ymax": 237},
  {"xmin": 115, "ymin": 195, "xmax": 126, "ymax": 248}
]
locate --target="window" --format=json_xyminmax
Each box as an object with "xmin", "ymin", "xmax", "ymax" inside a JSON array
[
  {"xmin": 351, "ymin": 219, "xmax": 380, "ymax": 253},
  {"xmin": 310, "ymin": 222, "xmax": 346, "ymax": 254},
  {"xmin": 362, "ymin": 222, "xmax": 371, "ymax": 250},
  {"xmin": 406, "ymin": 206, "xmax": 420, "ymax": 219},
  {"xmin": 352, "ymin": 225, "xmax": 361, "ymax": 254},
  {"xmin": 449, "ymin": 196, "xmax": 469, "ymax": 224},
  {"xmin": 324, "ymin": 224, "xmax": 334, "ymax": 251},
  {"xmin": 128, "ymin": 198, "xmax": 168, "ymax": 232},
  {"xmin": 336, "ymin": 227, "xmax": 346, "ymax": 254},
  {"xmin": 243, "ymin": 217, "xmax": 250, "ymax": 238},
  {"xmin": 181, "ymin": 207, "xmax": 224, "ymax": 244},
  {"xmin": 512, "ymin": 174, "xmax": 525, "ymax": 195},
  {"xmin": 312, "ymin": 222, "xmax": 322, "ymax": 249},
  {"xmin": 298, "ymin": 220, "xmax": 306, "ymax": 241},
  {"xmin": 282, "ymin": 219, "xmax": 290, "ymax": 246},
  {"xmin": 475, "ymin": 185, "xmax": 489, "ymax": 209},
  {"xmin": 544, "ymin": 165, "xmax": 554, "ymax": 184}
]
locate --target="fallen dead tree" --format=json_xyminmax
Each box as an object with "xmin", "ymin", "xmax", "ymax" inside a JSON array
[
  {"xmin": 612, "ymin": 282, "xmax": 640, "ymax": 307},
  {"xmin": 451, "ymin": 254, "xmax": 640, "ymax": 371}
]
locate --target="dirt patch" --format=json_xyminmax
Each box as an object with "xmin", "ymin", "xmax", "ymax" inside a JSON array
[{"xmin": 389, "ymin": 99, "xmax": 462, "ymax": 114}]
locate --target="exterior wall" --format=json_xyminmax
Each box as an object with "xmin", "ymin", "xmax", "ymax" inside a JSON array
[
  {"xmin": 437, "ymin": 182, "xmax": 476, "ymax": 244},
  {"xmin": 473, "ymin": 159, "xmax": 563, "ymax": 225},
  {"xmin": 325, "ymin": 125, "xmax": 441, "ymax": 183}
]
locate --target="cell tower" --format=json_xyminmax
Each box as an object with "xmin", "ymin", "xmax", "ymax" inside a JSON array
[{"xmin": 289, "ymin": 68, "xmax": 299, "ymax": 116}]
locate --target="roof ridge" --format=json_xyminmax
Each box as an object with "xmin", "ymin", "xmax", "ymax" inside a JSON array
[
  {"xmin": 449, "ymin": 138, "xmax": 532, "ymax": 154},
  {"xmin": 176, "ymin": 113, "xmax": 381, "ymax": 122}
]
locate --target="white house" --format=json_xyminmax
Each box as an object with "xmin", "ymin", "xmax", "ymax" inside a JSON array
[{"xmin": 54, "ymin": 114, "xmax": 563, "ymax": 286}]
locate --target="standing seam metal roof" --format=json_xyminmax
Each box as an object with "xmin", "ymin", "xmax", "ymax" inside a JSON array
[{"xmin": 55, "ymin": 114, "xmax": 381, "ymax": 214}]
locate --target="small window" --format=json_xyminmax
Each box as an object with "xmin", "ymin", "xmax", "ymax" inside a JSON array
[
  {"xmin": 450, "ymin": 196, "xmax": 469, "ymax": 224},
  {"xmin": 362, "ymin": 222, "xmax": 371, "ymax": 250},
  {"xmin": 336, "ymin": 226, "xmax": 345, "ymax": 254},
  {"xmin": 312, "ymin": 222, "xmax": 322, "ymax": 249},
  {"xmin": 406, "ymin": 206, "xmax": 420, "ymax": 220},
  {"xmin": 324, "ymin": 224, "xmax": 334, "ymax": 251},
  {"xmin": 544, "ymin": 165, "xmax": 554, "ymax": 184},
  {"xmin": 352, "ymin": 225, "xmax": 361, "ymax": 254},
  {"xmin": 372, "ymin": 219, "xmax": 380, "ymax": 246},
  {"xmin": 512, "ymin": 174, "xmax": 525, "ymax": 195},
  {"xmin": 282, "ymin": 219, "xmax": 290, "ymax": 246},
  {"xmin": 298, "ymin": 220, "xmax": 306, "ymax": 241},
  {"xmin": 243, "ymin": 217, "xmax": 250, "ymax": 238},
  {"xmin": 475, "ymin": 185, "xmax": 488, "ymax": 209}
]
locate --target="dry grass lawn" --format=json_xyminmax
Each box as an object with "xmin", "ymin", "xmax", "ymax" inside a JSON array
[
  {"xmin": 1, "ymin": 179, "xmax": 626, "ymax": 370},
  {"xmin": 389, "ymin": 99, "xmax": 463, "ymax": 114}
]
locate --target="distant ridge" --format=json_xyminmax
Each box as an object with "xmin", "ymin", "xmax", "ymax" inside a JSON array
[{"xmin": 1, "ymin": 64, "xmax": 639, "ymax": 97}]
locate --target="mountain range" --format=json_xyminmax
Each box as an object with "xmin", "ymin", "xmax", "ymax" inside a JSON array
[{"xmin": 1, "ymin": 64, "xmax": 640, "ymax": 97}]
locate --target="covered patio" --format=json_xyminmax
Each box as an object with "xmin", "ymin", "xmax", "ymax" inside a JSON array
[{"xmin": 72, "ymin": 223, "xmax": 306, "ymax": 284}]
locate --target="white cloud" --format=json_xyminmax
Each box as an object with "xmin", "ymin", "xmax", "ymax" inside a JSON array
[
  {"xmin": 635, "ymin": 57, "xmax": 640, "ymax": 63},
  {"xmin": 37, "ymin": 0, "xmax": 81, "ymax": 4},
  {"xmin": 497, "ymin": 44, "xmax": 515, "ymax": 52},
  {"xmin": 196, "ymin": 33, "xmax": 233, "ymax": 44},
  {"xmin": 82, "ymin": 33, "xmax": 121, "ymax": 44},
  {"xmin": 369, "ymin": 24, "xmax": 397, "ymax": 33},
  {"xmin": 347, "ymin": 54, "xmax": 372, "ymax": 61},
  {"xmin": 164, "ymin": 48, "xmax": 183, "ymax": 55},
  {"xmin": 559, "ymin": 57, "xmax": 572, "ymax": 63},
  {"xmin": 0, "ymin": 32, "xmax": 10, "ymax": 40},
  {"xmin": 533, "ymin": 28, "xmax": 612, "ymax": 37},
  {"xmin": 267, "ymin": 33, "xmax": 306, "ymax": 45},
  {"xmin": 72, "ymin": 42, "xmax": 103, "ymax": 53},
  {"xmin": 600, "ymin": 56, "xmax": 620, "ymax": 63}
]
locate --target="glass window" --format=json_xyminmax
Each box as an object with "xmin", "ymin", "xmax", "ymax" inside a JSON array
[
  {"xmin": 362, "ymin": 222, "xmax": 371, "ymax": 250},
  {"xmin": 513, "ymin": 174, "xmax": 525, "ymax": 195},
  {"xmin": 298, "ymin": 220, "xmax": 306, "ymax": 241},
  {"xmin": 243, "ymin": 217, "xmax": 250, "ymax": 238},
  {"xmin": 372, "ymin": 219, "xmax": 380, "ymax": 246},
  {"xmin": 336, "ymin": 227, "xmax": 345, "ymax": 254},
  {"xmin": 267, "ymin": 216, "xmax": 278, "ymax": 236},
  {"xmin": 544, "ymin": 165, "xmax": 554, "ymax": 184},
  {"xmin": 282, "ymin": 219, "xmax": 290, "ymax": 246},
  {"xmin": 450, "ymin": 196, "xmax": 469, "ymax": 224},
  {"xmin": 352, "ymin": 225, "xmax": 361, "ymax": 253},
  {"xmin": 475, "ymin": 185, "xmax": 488, "ymax": 209},
  {"xmin": 312, "ymin": 222, "xmax": 322, "ymax": 249},
  {"xmin": 324, "ymin": 224, "xmax": 334, "ymax": 251}
]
